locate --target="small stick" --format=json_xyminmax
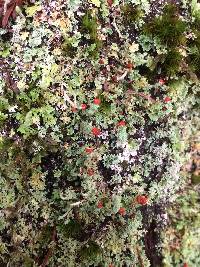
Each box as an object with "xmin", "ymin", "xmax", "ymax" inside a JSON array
[
  {"xmin": 70, "ymin": 200, "xmax": 85, "ymax": 207},
  {"xmin": 60, "ymin": 83, "xmax": 77, "ymax": 108},
  {"xmin": 126, "ymin": 90, "xmax": 157, "ymax": 103},
  {"xmin": 112, "ymin": 17, "xmax": 125, "ymax": 39},
  {"xmin": 136, "ymin": 245, "xmax": 145, "ymax": 267},
  {"xmin": 40, "ymin": 226, "xmax": 57, "ymax": 267},
  {"xmin": 117, "ymin": 70, "xmax": 128, "ymax": 81}
]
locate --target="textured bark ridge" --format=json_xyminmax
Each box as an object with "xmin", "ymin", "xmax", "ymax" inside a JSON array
[{"xmin": 141, "ymin": 205, "xmax": 166, "ymax": 267}]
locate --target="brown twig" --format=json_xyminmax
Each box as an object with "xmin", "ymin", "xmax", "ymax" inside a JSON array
[
  {"xmin": 136, "ymin": 245, "xmax": 145, "ymax": 267},
  {"xmin": 40, "ymin": 226, "xmax": 57, "ymax": 267},
  {"xmin": 0, "ymin": 0, "xmax": 24, "ymax": 28},
  {"xmin": 0, "ymin": 59, "xmax": 20, "ymax": 93},
  {"xmin": 126, "ymin": 89, "xmax": 157, "ymax": 103}
]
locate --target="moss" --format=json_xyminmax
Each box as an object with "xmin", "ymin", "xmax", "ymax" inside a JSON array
[
  {"xmin": 144, "ymin": 4, "xmax": 187, "ymax": 47},
  {"xmin": 121, "ymin": 4, "xmax": 144, "ymax": 24},
  {"xmin": 23, "ymin": 256, "xmax": 34, "ymax": 267},
  {"xmin": 99, "ymin": 94, "xmax": 111, "ymax": 115},
  {"xmin": 81, "ymin": 11, "xmax": 98, "ymax": 40},
  {"xmin": 0, "ymin": 1, "xmax": 199, "ymax": 266},
  {"xmin": 81, "ymin": 11, "xmax": 102, "ymax": 58},
  {"xmin": 87, "ymin": 39, "xmax": 102, "ymax": 59},
  {"xmin": 79, "ymin": 241, "xmax": 102, "ymax": 261},
  {"xmin": 188, "ymin": 32, "xmax": 200, "ymax": 74},
  {"xmin": 38, "ymin": 225, "xmax": 52, "ymax": 246},
  {"xmin": 58, "ymin": 220, "xmax": 82, "ymax": 239},
  {"xmin": 162, "ymin": 186, "xmax": 200, "ymax": 266},
  {"xmin": 161, "ymin": 49, "xmax": 183, "ymax": 76},
  {"xmin": 62, "ymin": 40, "xmax": 77, "ymax": 58},
  {"xmin": 147, "ymin": 48, "xmax": 183, "ymax": 79},
  {"xmin": 192, "ymin": 15, "xmax": 200, "ymax": 30},
  {"xmin": 191, "ymin": 174, "xmax": 200, "ymax": 184}
]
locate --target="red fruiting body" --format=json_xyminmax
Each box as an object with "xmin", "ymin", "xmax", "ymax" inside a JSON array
[
  {"xmin": 99, "ymin": 59, "xmax": 104, "ymax": 64},
  {"xmin": 87, "ymin": 168, "xmax": 94, "ymax": 176},
  {"xmin": 79, "ymin": 167, "xmax": 83, "ymax": 175},
  {"xmin": 107, "ymin": 0, "xmax": 113, "ymax": 7},
  {"xmin": 103, "ymin": 82, "xmax": 109, "ymax": 91},
  {"xmin": 163, "ymin": 96, "xmax": 171, "ymax": 103},
  {"xmin": 97, "ymin": 201, "xmax": 103, "ymax": 208},
  {"xmin": 159, "ymin": 79, "xmax": 165, "ymax": 85},
  {"xmin": 117, "ymin": 120, "xmax": 126, "ymax": 127},
  {"xmin": 136, "ymin": 195, "xmax": 148, "ymax": 205},
  {"xmin": 112, "ymin": 75, "xmax": 118, "ymax": 82},
  {"xmin": 126, "ymin": 62, "xmax": 133, "ymax": 69},
  {"xmin": 118, "ymin": 207, "xmax": 126, "ymax": 216},
  {"xmin": 71, "ymin": 107, "xmax": 77, "ymax": 112},
  {"xmin": 92, "ymin": 127, "xmax": 101, "ymax": 136},
  {"xmin": 102, "ymin": 68, "xmax": 107, "ymax": 75},
  {"xmin": 81, "ymin": 104, "xmax": 87, "ymax": 110},
  {"xmin": 115, "ymin": 9, "xmax": 121, "ymax": 16},
  {"xmin": 183, "ymin": 263, "xmax": 188, "ymax": 267},
  {"xmin": 93, "ymin": 98, "xmax": 101, "ymax": 105},
  {"xmin": 85, "ymin": 147, "xmax": 94, "ymax": 153},
  {"xmin": 109, "ymin": 265, "xmax": 114, "ymax": 267},
  {"xmin": 128, "ymin": 80, "xmax": 133, "ymax": 84}
]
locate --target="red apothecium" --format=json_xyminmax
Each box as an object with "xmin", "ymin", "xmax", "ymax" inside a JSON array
[
  {"xmin": 87, "ymin": 168, "xmax": 94, "ymax": 176},
  {"xmin": 112, "ymin": 75, "xmax": 118, "ymax": 82},
  {"xmin": 136, "ymin": 195, "xmax": 148, "ymax": 205},
  {"xmin": 117, "ymin": 120, "xmax": 126, "ymax": 127},
  {"xmin": 126, "ymin": 62, "xmax": 134, "ymax": 69},
  {"xmin": 163, "ymin": 96, "xmax": 171, "ymax": 103},
  {"xmin": 71, "ymin": 107, "xmax": 77, "ymax": 112},
  {"xmin": 107, "ymin": 0, "xmax": 113, "ymax": 7},
  {"xmin": 159, "ymin": 78, "xmax": 165, "ymax": 85},
  {"xmin": 93, "ymin": 98, "xmax": 101, "ymax": 105},
  {"xmin": 99, "ymin": 58, "xmax": 104, "ymax": 64},
  {"xmin": 85, "ymin": 147, "xmax": 94, "ymax": 153},
  {"xmin": 118, "ymin": 207, "xmax": 126, "ymax": 216},
  {"xmin": 97, "ymin": 201, "xmax": 103, "ymax": 208},
  {"xmin": 81, "ymin": 104, "xmax": 87, "ymax": 110},
  {"xmin": 92, "ymin": 127, "xmax": 101, "ymax": 136}
]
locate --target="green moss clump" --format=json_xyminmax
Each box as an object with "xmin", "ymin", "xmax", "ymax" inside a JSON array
[
  {"xmin": 99, "ymin": 94, "xmax": 111, "ymax": 115},
  {"xmin": 161, "ymin": 49, "xmax": 183, "ymax": 76},
  {"xmin": 79, "ymin": 241, "xmax": 102, "ymax": 261},
  {"xmin": 62, "ymin": 40, "xmax": 77, "ymax": 58},
  {"xmin": 188, "ymin": 32, "xmax": 200, "ymax": 74},
  {"xmin": 121, "ymin": 4, "xmax": 144, "ymax": 24},
  {"xmin": 192, "ymin": 15, "xmax": 200, "ymax": 30},
  {"xmin": 38, "ymin": 225, "xmax": 52, "ymax": 245},
  {"xmin": 144, "ymin": 4, "xmax": 187, "ymax": 47},
  {"xmin": 58, "ymin": 220, "xmax": 82, "ymax": 239},
  {"xmin": 81, "ymin": 11, "xmax": 102, "ymax": 58},
  {"xmin": 81, "ymin": 11, "xmax": 98, "ymax": 40},
  {"xmin": 23, "ymin": 256, "xmax": 34, "ymax": 267},
  {"xmin": 191, "ymin": 174, "xmax": 200, "ymax": 184}
]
